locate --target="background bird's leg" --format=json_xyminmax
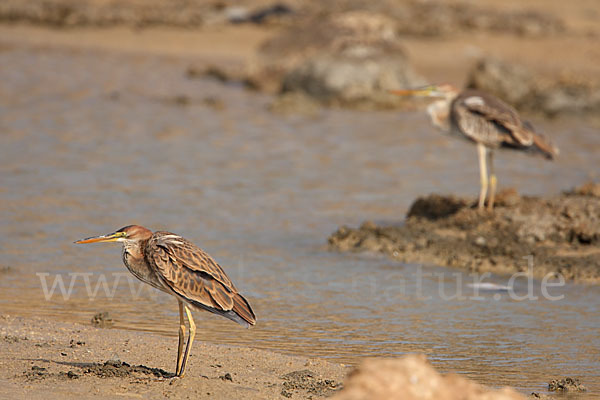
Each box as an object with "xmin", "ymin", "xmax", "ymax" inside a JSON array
[
  {"xmin": 477, "ymin": 143, "xmax": 488, "ymax": 210},
  {"xmin": 487, "ymin": 150, "xmax": 497, "ymax": 211},
  {"xmin": 175, "ymin": 300, "xmax": 186, "ymax": 376},
  {"xmin": 178, "ymin": 305, "xmax": 197, "ymax": 377}
]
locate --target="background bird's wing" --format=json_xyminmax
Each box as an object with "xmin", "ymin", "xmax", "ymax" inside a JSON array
[
  {"xmin": 146, "ymin": 232, "xmax": 238, "ymax": 312},
  {"xmin": 456, "ymin": 92, "xmax": 534, "ymax": 147}
]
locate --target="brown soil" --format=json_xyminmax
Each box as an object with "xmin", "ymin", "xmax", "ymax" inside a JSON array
[
  {"xmin": 1, "ymin": 315, "xmax": 347, "ymax": 399},
  {"xmin": 328, "ymin": 184, "xmax": 600, "ymax": 284}
]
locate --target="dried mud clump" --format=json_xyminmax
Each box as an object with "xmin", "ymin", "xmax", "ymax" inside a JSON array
[
  {"xmin": 332, "ymin": 355, "xmax": 525, "ymax": 400},
  {"xmin": 91, "ymin": 312, "xmax": 113, "ymax": 328},
  {"xmin": 407, "ymin": 194, "xmax": 468, "ymax": 220},
  {"xmin": 281, "ymin": 369, "xmax": 342, "ymax": 398},
  {"xmin": 82, "ymin": 360, "xmax": 173, "ymax": 379},
  {"xmin": 329, "ymin": 186, "xmax": 600, "ymax": 283},
  {"xmin": 548, "ymin": 377, "xmax": 587, "ymax": 392},
  {"xmin": 567, "ymin": 181, "xmax": 600, "ymax": 198}
]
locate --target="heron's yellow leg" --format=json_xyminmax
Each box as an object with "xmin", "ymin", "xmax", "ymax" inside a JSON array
[
  {"xmin": 477, "ymin": 143, "xmax": 488, "ymax": 211},
  {"xmin": 178, "ymin": 305, "xmax": 196, "ymax": 378},
  {"xmin": 487, "ymin": 150, "xmax": 497, "ymax": 211},
  {"xmin": 175, "ymin": 300, "xmax": 186, "ymax": 376}
]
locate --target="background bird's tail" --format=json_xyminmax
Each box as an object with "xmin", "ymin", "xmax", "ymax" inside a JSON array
[
  {"xmin": 523, "ymin": 121, "xmax": 559, "ymax": 159},
  {"xmin": 531, "ymin": 133, "xmax": 559, "ymax": 159}
]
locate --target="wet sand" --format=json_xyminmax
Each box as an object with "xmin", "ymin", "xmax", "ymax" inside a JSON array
[{"xmin": 1, "ymin": 315, "xmax": 348, "ymax": 399}]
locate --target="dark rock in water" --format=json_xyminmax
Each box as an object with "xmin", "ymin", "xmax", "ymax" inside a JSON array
[
  {"xmin": 187, "ymin": 64, "xmax": 244, "ymax": 84},
  {"xmin": 250, "ymin": 11, "xmax": 425, "ymax": 106},
  {"xmin": 91, "ymin": 312, "xmax": 113, "ymax": 328},
  {"xmin": 281, "ymin": 49, "xmax": 424, "ymax": 108},
  {"xmin": 466, "ymin": 58, "xmax": 600, "ymax": 116},
  {"xmin": 268, "ymin": 91, "xmax": 321, "ymax": 116},
  {"xmin": 548, "ymin": 377, "xmax": 587, "ymax": 392},
  {"xmin": 229, "ymin": 3, "xmax": 294, "ymax": 25},
  {"xmin": 407, "ymin": 194, "xmax": 468, "ymax": 220}
]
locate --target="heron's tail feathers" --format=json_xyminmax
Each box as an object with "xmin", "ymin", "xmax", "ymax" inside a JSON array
[
  {"xmin": 231, "ymin": 293, "xmax": 256, "ymax": 327},
  {"xmin": 522, "ymin": 121, "xmax": 559, "ymax": 159},
  {"xmin": 531, "ymin": 132, "xmax": 559, "ymax": 159}
]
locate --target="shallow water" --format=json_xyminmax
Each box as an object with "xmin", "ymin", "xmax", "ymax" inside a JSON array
[{"xmin": 1, "ymin": 47, "xmax": 599, "ymax": 396}]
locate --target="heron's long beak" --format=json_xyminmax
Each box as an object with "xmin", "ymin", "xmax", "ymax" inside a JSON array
[
  {"xmin": 389, "ymin": 86, "xmax": 439, "ymax": 97},
  {"xmin": 75, "ymin": 231, "xmax": 126, "ymax": 244},
  {"xmin": 389, "ymin": 88, "xmax": 430, "ymax": 96}
]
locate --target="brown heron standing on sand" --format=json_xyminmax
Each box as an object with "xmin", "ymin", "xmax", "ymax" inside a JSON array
[
  {"xmin": 391, "ymin": 85, "xmax": 559, "ymax": 210},
  {"xmin": 75, "ymin": 225, "xmax": 256, "ymax": 377}
]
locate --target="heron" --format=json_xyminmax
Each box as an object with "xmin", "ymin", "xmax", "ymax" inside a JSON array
[
  {"xmin": 75, "ymin": 225, "xmax": 256, "ymax": 377},
  {"xmin": 391, "ymin": 85, "xmax": 559, "ymax": 210}
]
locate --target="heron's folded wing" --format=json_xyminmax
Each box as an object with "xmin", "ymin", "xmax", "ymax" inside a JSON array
[
  {"xmin": 460, "ymin": 94, "xmax": 533, "ymax": 146},
  {"xmin": 146, "ymin": 233, "xmax": 237, "ymax": 312}
]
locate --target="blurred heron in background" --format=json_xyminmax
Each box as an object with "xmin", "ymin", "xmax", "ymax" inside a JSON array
[
  {"xmin": 392, "ymin": 85, "xmax": 558, "ymax": 210},
  {"xmin": 76, "ymin": 225, "xmax": 256, "ymax": 377}
]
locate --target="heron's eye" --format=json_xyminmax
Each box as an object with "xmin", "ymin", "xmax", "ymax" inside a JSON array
[{"xmin": 114, "ymin": 230, "xmax": 128, "ymax": 238}]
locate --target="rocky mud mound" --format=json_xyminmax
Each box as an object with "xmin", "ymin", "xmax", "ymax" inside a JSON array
[
  {"xmin": 329, "ymin": 184, "xmax": 600, "ymax": 283},
  {"xmin": 548, "ymin": 377, "xmax": 587, "ymax": 393}
]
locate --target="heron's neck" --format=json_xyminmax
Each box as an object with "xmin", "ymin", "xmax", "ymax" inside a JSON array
[
  {"xmin": 426, "ymin": 99, "xmax": 451, "ymax": 131},
  {"xmin": 122, "ymin": 240, "xmax": 144, "ymax": 261}
]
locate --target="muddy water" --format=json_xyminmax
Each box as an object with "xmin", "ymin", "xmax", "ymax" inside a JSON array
[{"xmin": 1, "ymin": 47, "xmax": 599, "ymax": 396}]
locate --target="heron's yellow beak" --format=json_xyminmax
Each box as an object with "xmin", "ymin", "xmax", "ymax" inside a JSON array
[
  {"xmin": 75, "ymin": 231, "xmax": 126, "ymax": 244},
  {"xmin": 389, "ymin": 88, "xmax": 431, "ymax": 97},
  {"xmin": 391, "ymin": 85, "xmax": 448, "ymax": 97}
]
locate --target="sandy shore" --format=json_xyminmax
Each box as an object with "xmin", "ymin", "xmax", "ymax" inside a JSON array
[
  {"xmin": 2, "ymin": 315, "xmax": 541, "ymax": 400},
  {"xmin": 0, "ymin": 315, "xmax": 348, "ymax": 399}
]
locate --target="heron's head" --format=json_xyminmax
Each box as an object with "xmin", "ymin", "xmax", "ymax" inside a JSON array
[
  {"xmin": 390, "ymin": 84, "xmax": 458, "ymax": 131},
  {"xmin": 389, "ymin": 84, "xmax": 459, "ymax": 100},
  {"xmin": 75, "ymin": 225, "xmax": 152, "ymax": 245}
]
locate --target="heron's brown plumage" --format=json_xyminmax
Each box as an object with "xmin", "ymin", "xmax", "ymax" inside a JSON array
[
  {"xmin": 450, "ymin": 89, "xmax": 558, "ymax": 158},
  {"xmin": 146, "ymin": 231, "xmax": 256, "ymax": 327}
]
